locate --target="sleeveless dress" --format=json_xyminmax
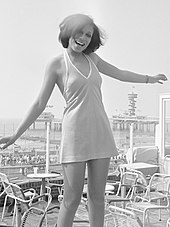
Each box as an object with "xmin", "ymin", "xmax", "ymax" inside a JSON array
[{"xmin": 60, "ymin": 50, "xmax": 118, "ymax": 163}]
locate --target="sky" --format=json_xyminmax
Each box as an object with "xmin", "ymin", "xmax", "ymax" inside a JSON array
[{"xmin": 0, "ymin": 0, "xmax": 170, "ymax": 120}]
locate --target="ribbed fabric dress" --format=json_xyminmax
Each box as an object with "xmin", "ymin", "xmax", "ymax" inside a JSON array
[{"xmin": 60, "ymin": 50, "xmax": 118, "ymax": 163}]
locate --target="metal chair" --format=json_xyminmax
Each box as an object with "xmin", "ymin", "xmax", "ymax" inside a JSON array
[
  {"xmin": 40, "ymin": 171, "xmax": 64, "ymax": 210},
  {"xmin": 12, "ymin": 182, "xmax": 52, "ymax": 227},
  {"xmin": 125, "ymin": 169, "xmax": 150, "ymax": 197},
  {"xmin": 105, "ymin": 205, "xmax": 142, "ymax": 227},
  {"xmin": 0, "ymin": 205, "xmax": 52, "ymax": 227},
  {"xmin": 126, "ymin": 173, "xmax": 170, "ymax": 227},
  {"xmin": 19, "ymin": 205, "xmax": 51, "ymax": 227},
  {"xmin": 0, "ymin": 172, "xmax": 36, "ymax": 225},
  {"xmin": 105, "ymin": 171, "xmax": 139, "ymax": 208},
  {"xmin": 0, "ymin": 178, "xmax": 52, "ymax": 227}
]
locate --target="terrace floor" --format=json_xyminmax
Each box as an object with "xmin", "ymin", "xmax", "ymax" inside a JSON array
[{"xmin": 0, "ymin": 198, "xmax": 170, "ymax": 227}]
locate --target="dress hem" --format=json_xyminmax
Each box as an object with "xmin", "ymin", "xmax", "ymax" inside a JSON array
[{"xmin": 60, "ymin": 152, "xmax": 118, "ymax": 164}]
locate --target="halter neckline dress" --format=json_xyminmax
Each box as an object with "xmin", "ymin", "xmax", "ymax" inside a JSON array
[{"xmin": 60, "ymin": 50, "xmax": 118, "ymax": 163}]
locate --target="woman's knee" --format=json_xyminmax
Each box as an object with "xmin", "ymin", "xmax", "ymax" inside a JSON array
[
  {"xmin": 63, "ymin": 193, "xmax": 82, "ymax": 210},
  {"xmin": 88, "ymin": 190, "xmax": 105, "ymax": 205}
]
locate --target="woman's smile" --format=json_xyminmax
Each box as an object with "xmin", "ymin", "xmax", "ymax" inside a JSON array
[
  {"xmin": 74, "ymin": 40, "xmax": 85, "ymax": 47},
  {"xmin": 69, "ymin": 24, "xmax": 94, "ymax": 52}
]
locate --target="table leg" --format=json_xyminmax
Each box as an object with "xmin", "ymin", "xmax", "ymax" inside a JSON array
[
  {"xmin": 15, "ymin": 203, "xmax": 21, "ymax": 227},
  {"xmin": 41, "ymin": 178, "xmax": 46, "ymax": 200}
]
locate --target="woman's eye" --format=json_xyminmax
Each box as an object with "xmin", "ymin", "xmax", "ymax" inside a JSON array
[{"xmin": 86, "ymin": 34, "xmax": 92, "ymax": 38}]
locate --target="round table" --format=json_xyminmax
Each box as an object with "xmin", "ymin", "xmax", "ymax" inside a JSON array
[{"xmin": 27, "ymin": 172, "xmax": 60, "ymax": 196}]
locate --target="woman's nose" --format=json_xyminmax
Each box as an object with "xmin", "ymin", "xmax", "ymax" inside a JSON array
[{"xmin": 79, "ymin": 33, "xmax": 86, "ymax": 40}]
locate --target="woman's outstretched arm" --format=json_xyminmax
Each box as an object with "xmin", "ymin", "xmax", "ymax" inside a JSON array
[
  {"xmin": 0, "ymin": 59, "xmax": 58, "ymax": 149},
  {"xmin": 93, "ymin": 53, "xmax": 167, "ymax": 84}
]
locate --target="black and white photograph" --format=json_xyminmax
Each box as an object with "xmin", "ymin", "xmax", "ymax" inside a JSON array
[{"xmin": 0, "ymin": 1, "xmax": 170, "ymax": 226}]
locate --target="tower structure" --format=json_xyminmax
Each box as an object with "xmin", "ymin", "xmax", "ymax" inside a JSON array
[
  {"xmin": 128, "ymin": 91, "xmax": 138, "ymax": 116},
  {"xmin": 127, "ymin": 89, "xmax": 138, "ymax": 163}
]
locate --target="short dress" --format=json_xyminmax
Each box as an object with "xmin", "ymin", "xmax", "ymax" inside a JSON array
[{"xmin": 60, "ymin": 50, "xmax": 118, "ymax": 163}]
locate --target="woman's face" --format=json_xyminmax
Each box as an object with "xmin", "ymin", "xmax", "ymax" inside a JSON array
[{"xmin": 68, "ymin": 24, "xmax": 93, "ymax": 53}]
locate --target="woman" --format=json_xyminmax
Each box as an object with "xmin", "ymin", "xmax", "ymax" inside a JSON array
[{"xmin": 0, "ymin": 14, "xmax": 167, "ymax": 227}]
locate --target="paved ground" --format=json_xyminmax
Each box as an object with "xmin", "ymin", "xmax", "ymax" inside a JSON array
[{"xmin": 0, "ymin": 199, "xmax": 169, "ymax": 226}]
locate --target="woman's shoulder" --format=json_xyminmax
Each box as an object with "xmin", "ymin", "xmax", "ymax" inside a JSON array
[
  {"xmin": 88, "ymin": 52, "xmax": 100, "ymax": 65},
  {"xmin": 47, "ymin": 54, "xmax": 65, "ymax": 70},
  {"xmin": 45, "ymin": 54, "xmax": 66, "ymax": 76}
]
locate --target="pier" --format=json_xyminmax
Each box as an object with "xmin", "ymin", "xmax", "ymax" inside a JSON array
[{"xmin": 28, "ymin": 114, "xmax": 169, "ymax": 134}]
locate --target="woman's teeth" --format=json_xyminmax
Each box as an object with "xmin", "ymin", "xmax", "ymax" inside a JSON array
[{"xmin": 75, "ymin": 40, "xmax": 85, "ymax": 46}]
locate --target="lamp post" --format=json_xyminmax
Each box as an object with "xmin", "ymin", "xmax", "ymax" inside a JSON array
[
  {"xmin": 129, "ymin": 122, "xmax": 134, "ymax": 163},
  {"xmin": 45, "ymin": 105, "xmax": 53, "ymax": 173},
  {"xmin": 128, "ymin": 90, "xmax": 138, "ymax": 163},
  {"xmin": 45, "ymin": 121, "xmax": 50, "ymax": 173}
]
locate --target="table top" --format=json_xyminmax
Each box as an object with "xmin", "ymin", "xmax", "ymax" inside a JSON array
[
  {"xmin": 120, "ymin": 162, "xmax": 158, "ymax": 169},
  {"xmin": 27, "ymin": 172, "xmax": 60, "ymax": 179}
]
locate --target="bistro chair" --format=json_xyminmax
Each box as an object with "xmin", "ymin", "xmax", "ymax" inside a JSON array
[
  {"xmin": 105, "ymin": 171, "xmax": 139, "ymax": 208},
  {"xmin": 0, "ymin": 205, "xmax": 51, "ymax": 227},
  {"xmin": 0, "ymin": 172, "xmax": 36, "ymax": 225},
  {"xmin": 12, "ymin": 182, "xmax": 52, "ymax": 227},
  {"xmin": 19, "ymin": 205, "xmax": 51, "ymax": 227},
  {"xmin": 126, "ymin": 173, "xmax": 170, "ymax": 227},
  {"xmin": 104, "ymin": 205, "xmax": 142, "ymax": 227},
  {"xmin": 43, "ymin": 171, "xmax": 64, "ymax": 199},
  {"xmin": 126, "ymin": 169, "xmax": 150, "ymax": 197},
  {"xmin": 0, "ymin": 180, "xmax": 52, "ymax": 227}
]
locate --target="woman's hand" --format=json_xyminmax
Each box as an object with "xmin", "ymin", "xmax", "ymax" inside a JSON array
[
  {"xmin": 148, "ymin": 74, "xmax": 168, "ymax": 84},
  {"xmin": 0, "ymin": 135, "xmax": 16, "ymax": 150}
]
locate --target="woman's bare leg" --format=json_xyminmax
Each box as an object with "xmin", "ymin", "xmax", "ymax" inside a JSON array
[
  {"xmin": 87, "ymin": 158, "xmax": 110, "ymax": 227},
  {"xmin": 57, "ymin": 161, "xmax": 86, "ymax": 227}
]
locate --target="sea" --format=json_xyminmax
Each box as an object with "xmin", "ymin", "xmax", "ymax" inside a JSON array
[
  {"xmin": 0, "ymin": 118, "xmax": 157, "ymax": 153},
  {"xmin": 0, "ymin": 118, "xmax": 21, "ymax": 137},
  {"xmin": 0, "ymin": 117, "xmax": 169, "ymax": 179},
  {"xmin": 0, "ymin": 118, "xmax": 61, "ymax": 154}
]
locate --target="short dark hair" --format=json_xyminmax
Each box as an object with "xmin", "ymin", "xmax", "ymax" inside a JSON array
[{"xmin": 58, "ymin": 14, "xmax": 104, "ymax": 54}]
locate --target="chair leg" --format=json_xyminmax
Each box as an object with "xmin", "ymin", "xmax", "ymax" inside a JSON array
[
  {"xmin": 143, "ymin": 210, "xmax": 148, "ymax": 227},
  {"xmin": 146, "ymin": 211, "xmax": 151, "ymax": 227},
  {"xmin": 158, "ymin": 199, "xmax": 162, "ymax": 221},
  {"xmin": 15, "ymin": 202, "xmax": 22, "ymax": 227},
  {"xmin": 1, "ymin": 196, "xmax": 8, "ymax": 222},
  {"xmin": 12, "ymin": 201, "xmax": 17, "ymax": 226}
]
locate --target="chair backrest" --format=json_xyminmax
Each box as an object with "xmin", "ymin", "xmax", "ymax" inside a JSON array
[
  {"xmin": 121, "ymin": 171, "xmax": 138, "ymax": 187},
  {"xmin": 0, "ymin": 172, "xmax": 14, "ymax": 196},
  {"xmin": 9, "ymin": 183, "xmax": 29, "ymax": 213},
  {"xmin": 0, "ymin": 172, "xmax": 30, "ymax": 220},
  {"xmin": 148, "ymin": 173, "xmax": 170, "ymax": 194},
  {"xmin": 126, "ymin": 169, "xmax": 151, "ymax": 198},
  {"xmin": 128, "ymin": 169, "xmax": 148, "ymax": 187},
  {"xmin": 21, "ymin": 206, "xmax": 47, "ymax": 227},
  {"xmin": 0, "ymin": 173, "xmax": 30, "ymax": 214},
  {"xmin": 117, "ymin": 171, "xmax": 138, "ymax": 198}
]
